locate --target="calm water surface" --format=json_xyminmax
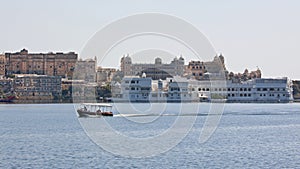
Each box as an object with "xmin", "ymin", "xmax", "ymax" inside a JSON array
[{"xmin": 0, "ymin": 103, "xmax": 299, "ymax": 168}]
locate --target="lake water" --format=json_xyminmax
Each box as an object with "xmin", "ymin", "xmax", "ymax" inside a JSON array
[{"xmin": 0, "ymin": 103, "xmax": 300, "ymax": 168}]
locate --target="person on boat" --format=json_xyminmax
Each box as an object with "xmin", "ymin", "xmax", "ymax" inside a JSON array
[
  {"xmin": 96, "ymin": 109, "xmax": 101, "ymax": 115},
  {"xmin": 83, "ymin": 106, "xmax": 87, "ymax": 111}
]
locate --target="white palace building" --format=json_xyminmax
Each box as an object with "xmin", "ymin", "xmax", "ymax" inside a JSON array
[{"xmin": 112, "ymin": 75, "xmax": 293, "ymax": 103}]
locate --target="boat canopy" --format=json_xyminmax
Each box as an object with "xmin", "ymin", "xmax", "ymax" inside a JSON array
[{"xmin": 80, "ymin": 103, "xmax": 112, "ymax": 107}]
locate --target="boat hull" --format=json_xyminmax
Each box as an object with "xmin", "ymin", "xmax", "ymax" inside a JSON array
[{"xmin": 77, "ymin": 109, "xmax": 113, "ymax": 117}]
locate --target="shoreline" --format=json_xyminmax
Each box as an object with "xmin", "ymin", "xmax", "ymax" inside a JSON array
[{"xmin": 1, "ymin": 100, "xmax": 299, "ymax": 104}]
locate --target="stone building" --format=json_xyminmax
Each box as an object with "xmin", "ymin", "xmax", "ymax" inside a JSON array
[
  {"xmin": 5, "ymin": 49, "xmax": 78, "ymax": 78},
  {"xmin": 187, "ymin": 60, "xmax": 207, "ymax": 80},
  {"xmin": 292, "ymin": 80, "xmax": 300, "ymax": 101},
  {"xmin": 0, "ymin": 54, "xmax": 5, "ymax": 76},
  {"xmin": 13, "ymin": 74, "xmax": 62, "ymax": 101},
  {"xmin": 73, "ymin": 58, "xmax": 96, "ymax": 82},
  {"xmin": 96, "ymin": 67, "xmax": 117, "ymax": 83},
  {"xmin": 120, "ymin": 54, "xmax": 185, "ymax": 80},
  {"xmin": 228, "ymin": 68, "xmax": 262, "ymax": 82},
  {"xmin": 187, "ymin": 54, "xmax": 227, "ymax": 80},
  {"xmin": 0, "ymin": 78, "xmax": 13, "ymax": 94}
]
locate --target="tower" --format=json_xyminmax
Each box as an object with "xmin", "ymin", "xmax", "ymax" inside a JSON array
[{"xmin": 120, "ymin": 54, "xmax": 132, "ymax": 76}]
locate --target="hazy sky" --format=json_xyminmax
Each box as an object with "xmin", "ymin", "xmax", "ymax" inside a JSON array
[{"xmin": 1, "ymin": 0, "xmax": 300, "ymax": 79}]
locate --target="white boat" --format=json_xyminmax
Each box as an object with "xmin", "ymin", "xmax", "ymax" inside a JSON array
[{"xmin": 77, "ymin": 103, "xmax": 113, "ymax": 117}]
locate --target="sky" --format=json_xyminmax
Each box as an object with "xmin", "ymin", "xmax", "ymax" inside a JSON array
[{"xmin": 1, "ymin": 0, "xmax": 300, "ymax": 79}]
